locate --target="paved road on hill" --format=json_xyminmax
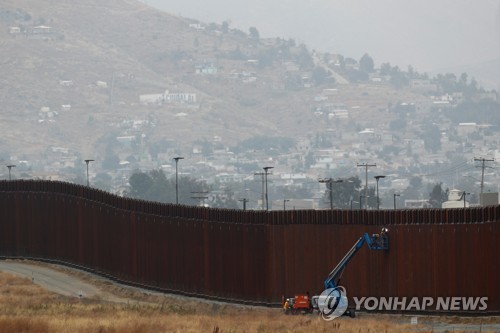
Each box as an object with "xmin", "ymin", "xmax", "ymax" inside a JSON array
[{"xmin": 0, "ymin": 260, "xmax": 125, "ymax": 302}]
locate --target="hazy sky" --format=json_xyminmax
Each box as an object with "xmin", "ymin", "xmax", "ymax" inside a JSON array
[{"xmin": 146, "ymin": 0, "xmax": 500, "ymax": 74}]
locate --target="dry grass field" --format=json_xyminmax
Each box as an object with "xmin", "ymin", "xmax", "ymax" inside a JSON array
[{"xmin": 0, "ymin": 267, "xmax": 497, "ymax": 333}]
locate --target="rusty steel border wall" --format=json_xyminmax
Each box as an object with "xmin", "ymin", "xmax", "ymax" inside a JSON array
[{"xmin": 0, "ymin": 180, "xmax": 498, "ymax": 312}]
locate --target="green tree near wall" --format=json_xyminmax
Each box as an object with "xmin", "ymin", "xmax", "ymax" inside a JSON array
[
  {"xmin": 319, "ymin": 176, "xmax": 368, "ymax": 209},
  {"xmin": 429, "ymin": 183, "xmax": 448, "ymax": 208},
  {"xmin": 127, "ymin": 169, "xmax": 208, "ymax": 205}
]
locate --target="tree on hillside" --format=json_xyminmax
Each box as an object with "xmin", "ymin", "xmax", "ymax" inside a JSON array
[
  {"xmin": 257, "ymin": 48, "xmax": 277, "ymax": 68},
  {"xmin": 313, "ymin": 132, "xmax": 332, "ymax": 149},
  {"xmin": 434, "ymin": 73, "xmax": 457, "ymax": 93},
  {"xmin": 380, "ymin": 62, "xmax": 392, "ymax": 76},
  {"xmin": 102, "ymin": 145, "xmax": 120, "ymax": 170},
  {"xmin": 445, "ymin": 99, "xmax": 500, "ymax": 127},
  {"xmin": 303, "ymin": 151, "xmax": 315, "ymax": 170},
  {"xmin": 429, "ymin": 183, "xmax": 448, "ymax": 208},
  {"xmin": 389, "ymin": 66, "xmax": 409, "ymax": 88},
  {"xmin": 359, "ymin": 53, "xmax": 374, "ymax": 74},
  {"xmin": 296, "ymin": 44, "xmax": 313, "ymax": 68},
  {"xmin": 344, "ymin": 68, "xmax": 368, "ymax": 82},
  {"xmin": 335, "ymin": 54, "xmax": 346, "ymax": 71},
  {"xmin": 311, "ymin": 66, "xmax": 330, "ymax": 85},
  {"xmin": 229, "ymin": 45, "xmax": 245, "ymax": 60},
  {"xmin": 284, "ymin": 73, "xmax": 303, "ymax": 91},
  {"xmin": 422, "ymin": 122, "xmax": 442, "ymax": 153},
  {"xmin": 249, "ymin": 27, "xmax": 260, "ymax": 39},
  {"xmin": 221, "ymin": 21, "xmax": 229, "ymax": 33}
]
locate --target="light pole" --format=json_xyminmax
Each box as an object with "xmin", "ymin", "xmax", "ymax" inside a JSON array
[
  {"xmin": 283, "ymin": 199, "xmax": 290, "ymax": 211},
  {"xmin": 374, "ymin": 175, "xmax": 386, "ymax": 210},
  {"xmin": 263, "ymin": 166, "xmax": 274, "ymax": 211},
  {"xmin": 350, "ymin": 200, "xmax": 359, "ymax": 210},
  {"xmin": 239, "ymin": 198, "xmax": 249, "ymax": 210},
  {"xmin": 174, "ymin": 157, "xmax": 184, "ymax": 204},
  {"xmin": 239, "ymin": 189, "xmax": 249, "ymax": 211},
  {"xmin": 462, "ymin": 192, "xmax": 470, "ymax": 208},
  {"xmin": 6, "ymin": 165, "xmax": 16, "ymax": 181},
  {"xmin": 357, "ymin": 163, "xmax": 376, "ymax": 209},
  {"xmin": 319, "ymin": 178, "xmax": 343, "ymax": 210},
  {"xmin": 359, "ymin": 195, "xmax": 364, "ymax": 209},
  {"xmin": 474, "ymin": 157, "xmax": 494, "ymax": 205},
  {"xmin": 393, "ymin": 193, "xmax": 400, "ymax": 209},
  {"xmin": 464, "ymin": 175, "xmax": 484, "ymax": 206},
  {"xmin": 84, "ymin": 160, "xmax": 94, "ymax": 187},
  {"xmin": 254, "ymin": 172, "xmax": 265, "ymax": 210}
]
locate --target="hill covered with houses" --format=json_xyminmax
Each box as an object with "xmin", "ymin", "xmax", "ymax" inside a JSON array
[{"xmin": 0, "ymin": 0, "xmax": 498, "ymax": 208}]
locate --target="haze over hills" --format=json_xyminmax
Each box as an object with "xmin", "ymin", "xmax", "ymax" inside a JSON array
[{"xmin": 147, "ymin": 0, "xmax": 500, "ymax": 91}]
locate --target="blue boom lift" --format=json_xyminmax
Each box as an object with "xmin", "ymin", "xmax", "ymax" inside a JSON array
[
  {"xmin": 324, "ymin": 227, "xmax": 389, "ymax": 290},
  {"xmin": 283, "ymin": 228, "xmax": 389, "ymax": 316}
]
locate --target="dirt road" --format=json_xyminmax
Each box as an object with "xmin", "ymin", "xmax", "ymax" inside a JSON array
[{"xmin": 0, "ymin": 260, "xmax": 126, "ymax": 303}]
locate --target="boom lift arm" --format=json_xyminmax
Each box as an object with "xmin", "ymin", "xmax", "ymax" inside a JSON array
[
  {"xmin": 324, "ymin": 228, "xmax": 389, "ymax": 290},
  {"xmin": 283, "ymin": 228, "xmax": 389, "ymax": 316}
]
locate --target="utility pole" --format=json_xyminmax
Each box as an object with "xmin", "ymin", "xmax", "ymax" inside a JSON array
[
  {"xmin": 374, "ymin": 175, "xmax": 386, "ymax": 210},
  {"xmin": 6, "ymin": 165, "xmax": 16, "ymax": 181},
  {"xmin": 263, "ymin": 167, "xmax": 274, "ymax": 211},
  {"xmin": 357, "ymin": 163, "xmax": 376, "ymax": 209},
  {"xmin": 238, "ymin": 198, "xmax": 249, "ymax": 210},
  {"xmin": 254, "ymin": 172, "xmax": 265, "ymax": 210},
  {"xmin": 84, "ymin": 160, "xmax": 94, "ymax": 187},
  {"xmin": 350, "ymin": 200, "xmax": 359, "ymax": 210},
  {"xmin": 460, "ymin": 191, "xmax": 470, "ymax": 208},
  {"xmin": 174, "ymin": 157, "xmax": 184, "ymax": 204},
  {"xmin": 474, "ymin": 157, "xmax": 494, "ymax": 205},
  {"xmin": 393, "ymin": 193, "xmax": 400, "ymax": 210},
  {"xmin": 283, "ymin": 199, "xmax": 290, "ymax": 211},
  {"xmin": 319, "ymin": 178, "xmax": 343, "ymax": 210}
]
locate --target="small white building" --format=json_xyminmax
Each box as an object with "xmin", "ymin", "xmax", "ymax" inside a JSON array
[
  {"xmin": 457, "ymin": 123, "xmax": 478, "ymax": 135},
  {"xmin": 96, "ymin": 81, "xmax": 108, "ymax": 88},
  {"xmin": 188, "ymin": 23, "xmax": 205, "ymax": 31},
  {"xmin": 442, "ymin": 189, "xmax": 469, "ymax": 208},
  {"xmin": 33, "ymin": 26, "xmax": 52, "ymax": 34},
  {"xmin": 139, "ymin": 93, "xmax": 164, "ymax": 105},
  {"xmin": 9, "ymin": 27, "xmax": 21, "ymax": 34}
]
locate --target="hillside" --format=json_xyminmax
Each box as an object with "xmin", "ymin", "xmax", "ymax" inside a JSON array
[{"xmin": 0, "ymin": 0, "xmax": 421, "ymax": 160}]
